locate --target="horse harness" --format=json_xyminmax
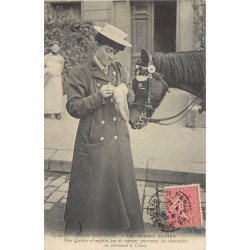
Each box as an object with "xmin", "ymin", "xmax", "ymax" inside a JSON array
[
  {"xmin": 131, "ymin": 63, "xmax": 170, "ymax": 128},
  {"xmin": 131, "ymin": 50, "xmax": 205, "ymax": 128}
]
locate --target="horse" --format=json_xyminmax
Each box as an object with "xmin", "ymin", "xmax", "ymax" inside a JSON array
[{"xmin": 129, "ymin": 49, "xmax": 206, "ymax": 129}]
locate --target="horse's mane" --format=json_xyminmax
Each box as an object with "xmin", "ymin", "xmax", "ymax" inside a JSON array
[{"xmin": 152, "ymin": 51, "xmax": 206, "ymax": 93}]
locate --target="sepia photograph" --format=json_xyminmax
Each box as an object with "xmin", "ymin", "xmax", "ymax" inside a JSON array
[
  {"xmin": 3, "ymin": 1, "xmax": 250, "ymax": 250},
  {"xmin": 44, "ymin": 0, "xmax": 206, "ymax": 249}
]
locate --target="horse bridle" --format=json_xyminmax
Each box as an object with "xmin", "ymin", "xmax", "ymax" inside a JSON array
[
  {"xmin": 131, "ymin": 63, "xmax": 170, "ymax": 128},
  {"xmin": 131, "ymin": 60, "xmax": 206, "ymax": 128}
]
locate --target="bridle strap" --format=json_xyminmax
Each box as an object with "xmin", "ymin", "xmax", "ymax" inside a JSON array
[
  {"xmin": 146, "ymin": 74, "xmax": 152, "ymax": 106},
  {"xmin": 154, "ymin": 72, "xmax": 170, "ymax": 92}
]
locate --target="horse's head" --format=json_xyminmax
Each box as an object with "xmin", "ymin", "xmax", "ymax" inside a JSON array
[
  {"xmin": 129, "ymin": 49, "xmax": 169, "ymax": 129},
  {"xmin": 129, "ymin": 49, "xmax": 206, "ymax": 129}
]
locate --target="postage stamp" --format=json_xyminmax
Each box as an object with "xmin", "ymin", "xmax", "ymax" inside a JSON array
[{"xmin": 164, "ymin": 184, "xmax": 203, "ymax": 229}]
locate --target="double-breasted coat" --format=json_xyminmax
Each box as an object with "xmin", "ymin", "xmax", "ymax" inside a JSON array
[{"xmin": 64, "ymin": 57, "xmax": 145, "ymax": 235}]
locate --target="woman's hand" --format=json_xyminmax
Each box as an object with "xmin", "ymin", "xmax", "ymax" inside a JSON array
[{"xmin": 100, "ymin": 84, "xmax": 115, "ymax": 98}]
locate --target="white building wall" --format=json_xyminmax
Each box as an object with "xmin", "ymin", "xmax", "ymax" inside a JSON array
[
  {"xmin": 176, "ymin": 0, "xmax": 194, "ymax": 51},
  {"xmin": 83, "ymin": 1, "xmax": 112, "ymax": 26},
  {"xmin": 112, "ymin": 1, "xmax": 131, "ymax": 72}
]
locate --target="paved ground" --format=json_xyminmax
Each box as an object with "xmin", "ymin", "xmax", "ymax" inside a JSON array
[{"xmin": 44, "ymin": 171, "xmax": 206, "ymax": 236}]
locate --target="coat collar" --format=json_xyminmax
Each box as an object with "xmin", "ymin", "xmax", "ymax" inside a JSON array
[{"xmin": 89, "ymin": 57, "xmax": 116, "ymax": 82}]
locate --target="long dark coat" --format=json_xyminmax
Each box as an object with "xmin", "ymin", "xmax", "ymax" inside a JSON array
[{"xmin": 64, "ymin": 57, "xmax": 145, "ymax": 235}]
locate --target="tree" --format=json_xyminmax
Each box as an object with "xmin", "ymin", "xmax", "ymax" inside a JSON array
[
  {"xmin": 44, "ymin": 19, "xmax": 96, "ymax": 93},
  {"xmin": 193, "ymin": 0, "xmax": 206, "ymax": 51}
]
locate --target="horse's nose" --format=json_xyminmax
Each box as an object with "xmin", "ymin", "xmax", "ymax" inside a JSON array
[
  {"xmin": 129, "ymin": 120, "xmax": 139, "ymax": 129},
  {"xmin": 134, "ymin": 120, "xmax": 144, "ymax": 129},
  {"xmin": 129, "ymin": 120, "xmax": 135, "ymax": 129},
  {"xmin": 133, "ymin": 123, "xmax": 140, "ymax": 129}
]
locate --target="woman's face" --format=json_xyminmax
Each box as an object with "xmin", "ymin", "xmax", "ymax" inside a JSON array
[{"xmin": 96, "ymin": 45, "xmax": 119, "ymax": 67}]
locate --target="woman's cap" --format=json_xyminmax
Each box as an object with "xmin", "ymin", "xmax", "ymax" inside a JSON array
[{"xmin": 94, "ymin": 23, "xmax": 132, "ymax": 48}]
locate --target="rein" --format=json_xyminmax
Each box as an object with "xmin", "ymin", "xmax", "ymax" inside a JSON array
[{"xmin": 149, "ymin": 85, "xmax": 206, "ymax": 125}]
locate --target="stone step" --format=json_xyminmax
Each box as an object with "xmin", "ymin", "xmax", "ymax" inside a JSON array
[{"xmin": 45, "ymin": 150, "xmax": 205, "ymax": 187}]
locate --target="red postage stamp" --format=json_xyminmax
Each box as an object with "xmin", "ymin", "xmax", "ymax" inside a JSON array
[{"xmin": 164, "ymin": 184, "xmax": 203, "ymax": 229}]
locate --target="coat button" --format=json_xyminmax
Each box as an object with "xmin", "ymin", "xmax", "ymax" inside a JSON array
[
  {"xmin": 100, "ymin": 137, "xmax": 104, "ymax": 142},
  {"xmin": 97, "ymin": 83, "xmax": 101, "ymax": 88},
  {"xmin": 112, "ymin": 117, "xmax": 117, "ymax": 122},
  {"xmin": 114, "ymin": 135, "xmax": 118, "ymax": 140},
  {"xmin": 101, "ymin": 120, "xmax": 105, "ymax": 125},
  {"xmin": 110, "ymin": 98, "xmax": 114, "ymax": 103}
]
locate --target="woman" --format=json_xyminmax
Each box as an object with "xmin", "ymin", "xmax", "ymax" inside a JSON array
[
  {"xmin": 44, "ymin": 40, "xmax": 64, "ymax": 119},
  {"xmin": 64, "ymin": 24, "xmax": 145, "ymax": 235}
]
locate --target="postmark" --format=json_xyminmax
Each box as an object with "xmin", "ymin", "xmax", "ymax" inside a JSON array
[
  {"xmin": 165, "ymin": 184, "xmax": 203, "ymax": 229},
  {"xmin": 146, "ymin": 189, "xmax": 177, "ymax": 232},
  {"xmin": 146, "ymin": 184, "xmax": 203, "ymax": 231}
]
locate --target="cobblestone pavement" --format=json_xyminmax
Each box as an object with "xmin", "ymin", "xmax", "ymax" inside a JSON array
[{"xmin": 45, "ymin": 171, "xmax": 206, "ymax": 236}]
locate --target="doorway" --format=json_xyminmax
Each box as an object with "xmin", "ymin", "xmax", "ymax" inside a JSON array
[
  {"xmin": 154, "ymin": 1, "xmax": 177, "ymax": 53},
  {"xmin": 130, "ymin": 0, "xmax": 177, "ymax": 75}
]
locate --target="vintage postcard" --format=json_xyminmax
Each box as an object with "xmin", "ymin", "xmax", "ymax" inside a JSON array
[{"xmin": 44, "ymin": 0, "xmax": 206, "ymax": 249}]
